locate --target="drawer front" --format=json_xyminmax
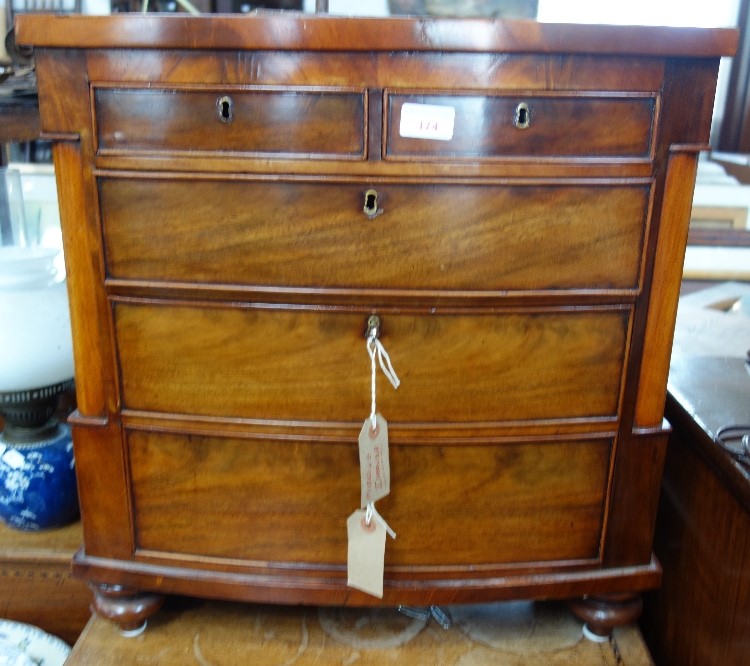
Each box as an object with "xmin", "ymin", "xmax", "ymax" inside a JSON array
[
  {"xmin": 129, "ymin": 430, "xmax": 611, "ymax": 566},
  {"xmin": 100, "ymin": 177, "xmax": 650, "ymax": 292},
  {"xmin": 386, "ymin": 92, "xmax": 656, "ymax": 160},
  {"xmin": 94, "ymin": 86, "xmax": 366, "ymax": 158},
  {"xmin": 114, "ymin": 303, "xmax": 629, "ymax": 424}
]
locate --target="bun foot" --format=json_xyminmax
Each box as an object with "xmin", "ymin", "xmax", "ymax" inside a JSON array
[
  {"xmin": 569, "ymin": 593, "xmax": 643, "ymax": 640},
  {"xmin": 89, "ymin": 582, "xmax": 165, "ymax": 636}
]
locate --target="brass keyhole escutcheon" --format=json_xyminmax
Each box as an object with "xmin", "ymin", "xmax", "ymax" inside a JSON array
[
  {"xmin": 363, "ymin": 189, "xmax": 380, "ymax": 219},
  {"xmin": 366, "ymin": 315, "xmax": 381, "ymax": 340},
  {"xmin": 217, "ymin": 95, "xmax": 233, "ymax": 123},
  {"xmin": 514, "ymin": 102, "xmax": 531, "ymax": 129}
]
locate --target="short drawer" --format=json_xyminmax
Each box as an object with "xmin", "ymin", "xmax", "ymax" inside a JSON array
[
  {"xmin": 385, "ymin": 92, "xmax": 656, "ymax": 160},
  {"xmin": 129, "ymin": 430, "xmax": 611, "ymax": 566},
  {"xmin": 100, "ymin": 176, "xmax": 650, "ymax": 292},
  {"xmin": 94, "ymin": 86, "xmax": 366, "ymax": 158},
  {"xmin": 114, "ymin": 303, "xmax": 630, "ymax": 425}
]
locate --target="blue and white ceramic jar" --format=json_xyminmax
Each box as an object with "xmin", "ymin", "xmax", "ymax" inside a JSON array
[
  {"xmin": 0, "ymin": 186, "xmax": 78, "ymax": 530},
  {"xmin": 0, "ymin": 422, "xmax": 78, "ymax": 530}
]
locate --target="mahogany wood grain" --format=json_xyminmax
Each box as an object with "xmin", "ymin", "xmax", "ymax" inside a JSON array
[
  {"xmin": 128, "ymin": 431, "xmax": 610, "ymax": 567},
  {"xmin": 634, "ymin": 152, "xmax": 698, "ymax": 428},
  {"xmin": 69, "ymin": 553, "xmax": 662, "ymax": 609},
  {"xmin": 628, "ymin": 59, "xmax": 721, "ymax": 432},
  {"xmin": 602, "ymin": 427, "xmax": 669, "ymax": 567},
  {"xmin": 89, "ymin": 583, "xmax": 164, "ymax": 634},
  {"xmin": 70, "ymin": 419, "xmax": 135, "ymax": 560},
  {"xmin": 13, "ymin": 14, "xmax": 736, "ymax": 635},
  {"xmin": 15, "ymin": 14, "xmax": 737, "ymax": 56},
  {"xmin": 113, "ymin": 304, "xmax": 629, "ymax": 424},
  {"xmin": 51, "ymin": 143, "xmax": 117, "ymax": 418},
  {"xmin": 385, "ymin": 93, "xmax": 655, "ymax": 160},
  {"xmin": 92, "ymin": 155, "xmax": 655, "ymax": 181},
  {"xmin": 570, "ymin": 593, "xmax": 644, "ymax": 639},
  {"xmin": 645, "ymin": 433, "xmax": 750, "ymax": 665},
  {"xmin": 83, "ymin": 52, "xmax": 667, "ymax": 94},
  {"xmin": 641, "ymin": 353, "xmax": 750, "ymax": 666},
  {"xmin": 94, "ymin": 87, "xmax": 367, "ymax": 158},
  {"xmin": 34, "ymin": 50, "xmax": 90, "ymax": 138},
  {"xmin": 100, "ymin": 178, "xmax": 650, "ymax": 292}
]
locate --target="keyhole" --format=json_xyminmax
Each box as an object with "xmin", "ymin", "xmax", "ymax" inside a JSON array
[
  {"xmin": 514, "ymin": 102, "xmax": 531, "ymax": 130},
  {"xmin": 363, "ymin": 189, "xmax": 379, "ymax": 218},
  {"xmin": 366, "ymin": 314, "xmax": 381, "ymax": 340},
  {"xmin": 217, "ymin": 95, "xmax": 233, "ymax": 123}
]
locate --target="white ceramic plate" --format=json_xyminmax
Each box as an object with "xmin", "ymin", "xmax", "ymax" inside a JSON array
[{"xmin": 0, "ymin": 620, "xmax": 70, "ymax": 666}]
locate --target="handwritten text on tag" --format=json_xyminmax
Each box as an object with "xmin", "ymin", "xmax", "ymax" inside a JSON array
[
  {"xmin": 359, "ymin": 414, "xmax": 390, "ymax": 507},
  {"xmin": 399, "ymin": 102, "xmax": 456, "ymax": 141}
]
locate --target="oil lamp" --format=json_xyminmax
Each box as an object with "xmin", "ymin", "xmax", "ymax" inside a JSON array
[{"xmin": 0, "ymin": 167, "xmax": 77, "ymax": 530}]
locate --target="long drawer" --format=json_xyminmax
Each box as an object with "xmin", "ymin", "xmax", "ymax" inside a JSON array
[
  {"xmin": 113, "ymin": 302, "xmax": 630, "ymax": 425},
  {"xmin": 100, "ymin": 177, "xmax": 651, "ymax": 292},
  {"xmin": 128, "ymin": 429, "xmax": 612, "ymax": 567}
]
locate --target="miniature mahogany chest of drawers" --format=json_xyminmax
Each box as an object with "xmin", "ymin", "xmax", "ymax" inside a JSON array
[{"xmin": 16, "ymin": 13, "xmax": 736, "ymax": 636}]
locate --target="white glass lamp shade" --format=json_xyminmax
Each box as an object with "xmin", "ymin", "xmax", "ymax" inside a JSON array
[
  {"xmin": 0, "ymin": 246, "xmax": 74, "ymax": 392},
  {"xmin": 0, "ymin": 169, "xmax": 78, "ymax": 532}
]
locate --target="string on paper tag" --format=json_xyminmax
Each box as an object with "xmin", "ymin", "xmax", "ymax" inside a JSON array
[
  {"xmin": 347, "ymin": 318, "xmax": 400, "ymax": 598},
  {"xmin": 367, "ymin": 333, "xmax": 400, "ymax": 429},
  {"xmin": 365, "ymin": 500, "xmax": 396, "ymax": 539}
]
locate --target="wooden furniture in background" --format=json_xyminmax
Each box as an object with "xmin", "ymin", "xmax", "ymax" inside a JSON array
[
  {"xmin": 646, "ymin": 362, "xmax": 750, "ymax": 665},
  {"xmin": 690, "ymin": 205, "xmax": 747, "ymax": 230},
  {"xmin": 0, "ymin": 389, "xmax": 86, "ymax": 644},
  {"xmin": 718, "ymin": 0, "xmax": 750, "ymax": 152},
  {"xmin": 0, "ymin": 98, "xmax": 40, "ymax": 146},
  {"xmin": 15, "ymin": 14, "xmax": 736, "ymax": 637},
  {"xmin": 0, "ymin": 520, "xmax": 90, "ymax": 645},
  {"xmin": 641, "ymin": 283, "xmax": 750, "ymax": 666},
  {"xmin": 0, "ymin": 97, "xmax": 40, "ymax": 165}
]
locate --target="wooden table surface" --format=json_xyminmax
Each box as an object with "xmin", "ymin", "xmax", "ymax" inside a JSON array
[
  {"xmin": 668, "ymin": 281, "xmax": 750, "ymax": 507},
  {"xmin": 66, "ymin": 598, "xmax": 653, "ymax": 665}
]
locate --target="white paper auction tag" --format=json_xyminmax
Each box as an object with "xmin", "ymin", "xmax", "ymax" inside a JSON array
[
  {"xmin": 399, "ymin": 102, "xmax": 456, "ymax": 141},
  {"xmin": 359, "ymin": 414, "xmax": 390, "ymax": 508},
  {"xmin": 347, "ymin": 508, "xmax": 387, "ymax": 598}
]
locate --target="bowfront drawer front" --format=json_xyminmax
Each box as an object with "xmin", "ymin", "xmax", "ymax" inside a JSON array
[
  {"xmin": 386, "ymin": 92, "xmax": 657, "ymax": 161},
  {"xmin": 113, "ymin": 302, "xmax": 630, "ymax": 425},
  {"xmin": 100, "ymin": 176, "xmax": 651, "ymax": 293},
  {"xmin": 94, "ymin": 86, "xmax": 367, "ymax": 158},
  {"xmin": 128, "ymin": 430, "xmax": 611, "ymax": 567}
]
